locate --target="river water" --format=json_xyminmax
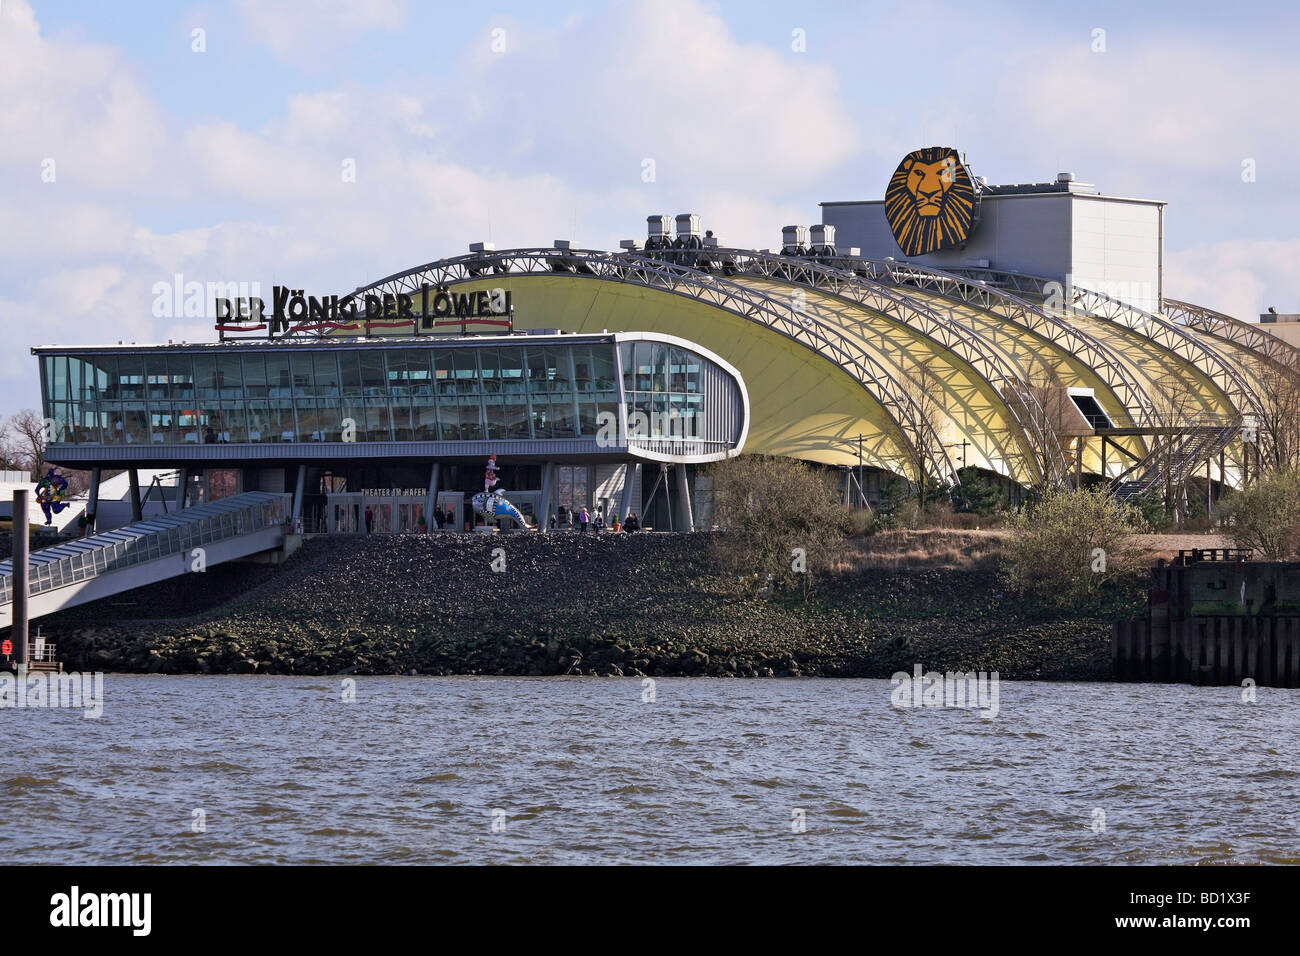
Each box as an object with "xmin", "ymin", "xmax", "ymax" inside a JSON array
[{"xmin": 1, "ymin": 676, "xmax": 1297, "ymax": 864}]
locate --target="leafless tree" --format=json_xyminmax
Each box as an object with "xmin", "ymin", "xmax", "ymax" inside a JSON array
[
  {"xmin": 894, "ymin": 355, "xmax": 952, "ymax": 504},
  {"xmin": 1143, "ymin": 369, "xmax": 1209, "ymax": 527},
  {"xmin": 1, "ymin": 409, "xmax": 93, "ymax": 494},
  {"xmin": 1004, "ymin": 356, "xmax": 1077, "ymax": 494},
  {"xmin": 4, "ymin": 408, "xmax": 47, "ymax": 479},
  {"xmin": 1247, "ymin": 353, "xmax": 1300, "ymax": 476}
]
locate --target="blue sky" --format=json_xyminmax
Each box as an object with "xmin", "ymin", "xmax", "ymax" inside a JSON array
[{"xmin": 2, "ymin": 0, "xmax": 1298, "ymax": 419}]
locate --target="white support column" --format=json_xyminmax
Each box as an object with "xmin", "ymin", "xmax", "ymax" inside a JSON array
[
  {"xmin": 619, "ymin": 462, "xmax": 640, "ymax": 523},
  {"xmin": 87, "ymin": 467, "xmax": 101, "ymax": 530},
  {"xmin": 538, "ymin": 462, "xmax": 555, "ymax": 532},
  {"xmin": 292, "ymin": 465, "xmax": 306, "ymax": 527},
  {"xmin": 674, "ymin": 463, "xmax": 694, "ymax": 533},
  {"xmin": 175, "ymin": 469, "xmax": 189, "ymax": 510}
]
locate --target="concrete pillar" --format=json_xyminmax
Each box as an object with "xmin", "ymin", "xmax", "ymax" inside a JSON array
[
  {"xmin": 674, "ymin": 464, "xmax": 694, "ymax": 533},
  {"xmin": 292, "ymin": 465, "xmax": 306, "ymax": 527},
  {"xmin": 619, "ymin": 462, "xmax": 641, "ymax": 523},
  {"xmin": 128, "ymin": 469, "xmax": 142, "ymax": 522},
  {"xmin": 175, "ymin": 469, "xmax": 189, "ymax": 510},
  {"xmin": 538, "ymin": 462, "xmax": 554, "ymax": 532},
  {"xmin": 12, "ymin": 489, "xmax": 28, "ymax": 667},
  {"xmin": 423, "ymin": 462, "xmax": 441, "ymax": 530},
  {"xmin": 87, "ymin": 467, "xmax": 101, "ymax": 531}
]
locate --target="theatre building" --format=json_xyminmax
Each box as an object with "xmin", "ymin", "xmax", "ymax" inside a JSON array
[
  {"xmin": 32, "ymin": 146, "xmax": 1288, "ymax": 534},
  {"xmin": 34, "ymin": 331, "xmax": 749, "ymax": 534}
]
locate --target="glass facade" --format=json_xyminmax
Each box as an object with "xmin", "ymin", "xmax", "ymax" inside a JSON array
[
  {"xmin": 621, "ymin": 339, "xmax": 704, "ymax": 438},
  {"xmin": 40, "ymin": 342, "xmax": 625, "ymax": 446}
]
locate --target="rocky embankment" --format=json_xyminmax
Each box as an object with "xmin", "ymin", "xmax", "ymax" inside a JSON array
[{"xmin": 25, "ymin": 532, "xmax": 1145, "ymax": 679}]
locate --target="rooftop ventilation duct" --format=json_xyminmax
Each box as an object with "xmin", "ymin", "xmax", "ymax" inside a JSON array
[
  {"xmin": 466, "ymin": 241, "xmax": 496, "ymax": 276},
  {"xmin": 809, "ymin": 224, "xmax": 836, "ymax": 257},
  {"xmin": 781, "ymin": 225, "xmax": 808, "ymax": 256},
  {"xmin": 674, "ymin": 213, "xmax": 701, "ymax": 240},
  {"xmin": 645, "ymin": 215, "xmax": 672, "ymax": 251},
  {"xmin": 548, "ymin": 239, "xmax": 592, "ymax": 274}
]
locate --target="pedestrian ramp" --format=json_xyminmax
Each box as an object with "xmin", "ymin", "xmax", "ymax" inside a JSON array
[{"xmin": 0, "ymin": 492, "xmax": 288, "ymax": 628}]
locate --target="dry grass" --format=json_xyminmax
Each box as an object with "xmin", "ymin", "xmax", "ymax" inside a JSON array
[
  {"xmin": 829, "ymin": 529, "xmax": 1236, "ymax": 573},
  {"xmin": 1124, "ymin": 533, "xmax": 1233, "ymax": 563},
  {"xmin": 833, "ymin": 529, "xmax": 1010, "ymax": 571}
]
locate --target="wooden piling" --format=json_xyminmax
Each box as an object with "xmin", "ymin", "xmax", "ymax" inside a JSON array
[
  {"xmin": 1211, "ymin": 621, "xmax": 1222, "ymax": 686},
  {"xmin": 1230, "ymin": 617, "xmax": 1244, "ymax": 685},
  {"xmin": 1289, "ymin": 619, "xmax": 1300, "ymax": 688}
]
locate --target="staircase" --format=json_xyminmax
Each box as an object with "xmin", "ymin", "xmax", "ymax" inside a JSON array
[{"xmin": 1115, "ymin": 420, "xmax": 1240, "ymax": 502}]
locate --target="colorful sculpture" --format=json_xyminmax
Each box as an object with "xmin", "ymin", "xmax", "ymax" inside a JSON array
[
  {"xmin": 472, "ymin": 489, "xmax": 529, "ymax": 529},
  {"xmin": 472, "ymin": 454, "xmax": 529, "ymax": 529},
  {"xmin": 35, "ymin": 468, "xmax": 69, "ymax": 525}
]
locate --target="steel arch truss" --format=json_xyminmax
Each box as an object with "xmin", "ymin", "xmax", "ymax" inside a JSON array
[
  {"xmin": 1162, "ymin": 298, "xmax": 1300, "ymax": 373},
  {"xmin": 940, "ymin": 268, "xmax": 1261, "ymax": 424},
  {"xmin": 848, "ymin": 259, "xmax": 1159, "ymax": 422},
  {"xmin": 642, "ymin": 248, "xmax": 1069, "ymax": 486}
]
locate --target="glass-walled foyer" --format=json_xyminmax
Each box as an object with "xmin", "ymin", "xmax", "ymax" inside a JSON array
[{"xmin": 39, "ymin": 338, "xmax": 712, "ymax": 447}]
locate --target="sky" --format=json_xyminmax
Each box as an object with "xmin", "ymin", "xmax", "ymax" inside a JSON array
[{"xmin": 2, "ymin": 0, "xmax": 1298, "ymax": 420}]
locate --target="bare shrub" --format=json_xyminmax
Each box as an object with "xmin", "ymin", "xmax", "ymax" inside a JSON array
[{"xmin": 1003, "ymin": 487, "xmax": 1143, "ymax": 606}]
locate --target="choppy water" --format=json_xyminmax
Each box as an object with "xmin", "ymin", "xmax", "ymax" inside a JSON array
[{"xmin": 1, "ymin": 676, "xmax": 1298, "ymax": 864}]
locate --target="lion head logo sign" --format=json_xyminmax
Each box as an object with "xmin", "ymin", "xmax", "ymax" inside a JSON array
[{"xmin": 884, "ymin": 147, "xmax": 978, "ymax": 257}]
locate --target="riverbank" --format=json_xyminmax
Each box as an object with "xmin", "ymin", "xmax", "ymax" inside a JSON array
[{"xmin": 27, "ymin": 531, "xmax": 1152, "ymax": 679}]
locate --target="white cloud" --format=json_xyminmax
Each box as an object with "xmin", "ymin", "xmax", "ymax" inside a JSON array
[
  {"xmin": 463, "ymin": 0, "xmax": 859, "ymax": 195},
  {"xmin": 995, "ymin": 38, "xmax": 1300, "ymax": 176},
  {"xmin": 235, "ymin": 0, "xmax": 407, "ymax": 67},
  {"xmin": 1165, "ymin": 239, "xmax": 1300, "ymax": 322},
  {"xmin": 0, "ymin": 0, "xmax": 173, "ymax": 194}
]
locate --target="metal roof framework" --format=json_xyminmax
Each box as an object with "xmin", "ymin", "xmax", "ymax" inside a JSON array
[
  {"xmin": 639, "ymin": 248, "xmax": 1069, "ymax": 486},
  {"xmin": 342, "ymin": 247, "xmax": 956, "ymax": 480}
]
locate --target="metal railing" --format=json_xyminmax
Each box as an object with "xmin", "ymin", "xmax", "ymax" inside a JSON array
[
  {"xmin": 1100, "ymin": 412, "xmax": 1239, "ymax": 431},
  {"xmin": 28, "ymin": 640, "xmax": 58, "ymax": 663},
  {"xmin": 0, "ymin": 493, "xmax": 285, "ymax": 605}
]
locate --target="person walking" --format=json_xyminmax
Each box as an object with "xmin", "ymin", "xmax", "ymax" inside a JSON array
[
  {"xmin": 579, "ymin": 507, "xmax": 590, "ymax": 533},
  {"xmin": 364, "ymin": 506, "xmax": 374, "ymax": 534}
]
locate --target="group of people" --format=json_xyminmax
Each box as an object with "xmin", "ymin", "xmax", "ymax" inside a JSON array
[
  {"xmin": 365, "ymin": 505, "xmax": 459, "ymax": 534},
  {"xmin": 550, "ymin": 506, "xmax": 640, "ymax": 533}
]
